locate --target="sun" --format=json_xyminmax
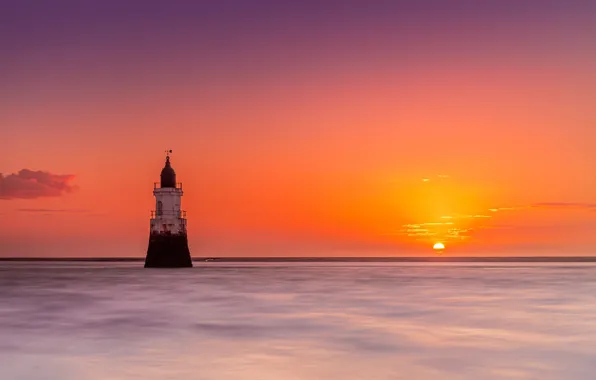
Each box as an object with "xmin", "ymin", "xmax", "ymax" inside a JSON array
[{"xmin": 433, "ymin": 242, "xmax": 445, "ymax": 251}]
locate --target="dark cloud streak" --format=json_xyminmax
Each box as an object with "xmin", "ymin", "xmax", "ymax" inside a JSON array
[
  {"xmin": 531, "ymin": 202, "xmax": 596, "ymax": 210},
  {"xmin": 17, "ymin": 208, "xmax": 89, "ymax": 213}
]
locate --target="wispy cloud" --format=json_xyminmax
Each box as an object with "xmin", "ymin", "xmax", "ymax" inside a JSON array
[
  {"xmin": 422, "ymin": 174, "xmax": 450, "ymax": 183},
  {"xmin": 488, "ymin": 203, "xmax": 596, "ymax": 213},
  {"xmin": 0, "ymin": 169, "xmax": 77, "ymax": 200},
  {"xmin": 398, "ymin": 175, "xmax": 596, "ymax": 244},
  {"xmin": 531, "ymin": 202, "xmax": 596, "ymax": 210},
  {"xmin": 11, "ymin": 208, "xmax": 109, "ymax": 218},
  {"xmin": 400, "ymin": 221, "xmax": 470, "ymax": 242},
  {"xmin": 447, "ymin": 214, "xmax": 493, "ymax": 219},
  {"xmin": 17, "ymin": 208, "xmax": 90, "ymax": 213}
]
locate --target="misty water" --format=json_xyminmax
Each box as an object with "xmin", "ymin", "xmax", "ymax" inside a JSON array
[{"xmin": 1, "ymin": 261, "xmax": 596, "ymax": 380}]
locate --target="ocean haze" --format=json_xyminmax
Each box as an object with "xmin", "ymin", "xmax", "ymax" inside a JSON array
[{"xmin": 1, "ymin": 261, "xmax": 596, "ymax": 379}]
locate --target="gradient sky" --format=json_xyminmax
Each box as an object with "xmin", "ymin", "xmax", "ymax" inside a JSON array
[{"xmin": 2, "ymin": 0, "xmax": 596, "ymax": 257}]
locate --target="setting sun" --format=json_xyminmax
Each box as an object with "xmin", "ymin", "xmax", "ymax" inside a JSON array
[{"xmin": 433, "ymin": 242, "xmax": 445, "ymax": 251}]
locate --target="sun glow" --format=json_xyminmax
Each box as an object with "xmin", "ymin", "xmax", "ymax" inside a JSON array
[{"xmin": 433, "ymin": 242, "xmax": 445, "ymax": 251}]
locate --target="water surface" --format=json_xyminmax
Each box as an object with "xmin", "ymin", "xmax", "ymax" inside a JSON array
[{"xmin": 1, "ymin": 262, "xmax": 596, "ymax": 379}]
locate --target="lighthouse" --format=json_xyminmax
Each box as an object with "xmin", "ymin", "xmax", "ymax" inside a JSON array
[{"xmin": 144, "ymin": 151, "xmax": 193, "ymax": 268}]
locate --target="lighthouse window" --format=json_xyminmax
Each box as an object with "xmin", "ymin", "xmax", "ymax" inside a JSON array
[{"xmin": 157, "ymin": 201, "xmax": 163, "ymax": 216}]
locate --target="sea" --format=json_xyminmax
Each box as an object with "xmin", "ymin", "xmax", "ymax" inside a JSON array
[{"xmin": 1, "ymin": 259, "xmax": 596, "ymax": 380}]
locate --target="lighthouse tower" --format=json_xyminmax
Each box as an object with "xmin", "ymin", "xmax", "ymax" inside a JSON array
[{"xmin": 144, "ymin": 151, "xmax": 193, "ymax": 268}]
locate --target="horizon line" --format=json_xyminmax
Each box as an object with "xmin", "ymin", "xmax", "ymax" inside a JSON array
[{"xmin": 3, "ymin": 256, "xmax": 596, "ymax": 262}]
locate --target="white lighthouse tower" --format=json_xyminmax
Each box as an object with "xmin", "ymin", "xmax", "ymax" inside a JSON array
[{"xmin": 144, "ymin": 150, "xmax": 192, "ymax": 268}]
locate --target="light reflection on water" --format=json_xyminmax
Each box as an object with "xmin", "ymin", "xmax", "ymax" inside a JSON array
[{"xmin": 1, "ymin": 262, "xmax": 596, "ymax": 379}]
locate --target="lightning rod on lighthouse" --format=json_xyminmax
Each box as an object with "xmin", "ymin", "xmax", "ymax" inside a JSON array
[{"xmin": 144, "ymin": 150, "xmax": 193, "ymax": 268}]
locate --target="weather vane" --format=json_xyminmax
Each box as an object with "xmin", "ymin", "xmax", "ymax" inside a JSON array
[{"xmin": 165, "ymin": 149, "xmax": 172, "ymax": 157}]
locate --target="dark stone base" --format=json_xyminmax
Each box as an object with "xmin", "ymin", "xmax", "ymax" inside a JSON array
[{"xmin": 145, "ymin": 234, "xmax": 193, "ymax": 268}]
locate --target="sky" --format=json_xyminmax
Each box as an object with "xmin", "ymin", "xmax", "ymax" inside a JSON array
[{"xmin": 1, "ymin": 0, "xmax": 596, "ymax": 257}]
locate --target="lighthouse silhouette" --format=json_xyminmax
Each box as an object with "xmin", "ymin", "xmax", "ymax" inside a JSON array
[{"xmin": 144, "ymin": 151, "xmax": 193, "ymax": 268}]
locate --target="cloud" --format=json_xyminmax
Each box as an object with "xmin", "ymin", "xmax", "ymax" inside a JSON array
[
  {"xmin": 531, "ymin": 202, "xmax": 596, "ymax": 210},
  {"xmin": 422, "ymin": 174, "xmax": 450, "ymax": 182},
  {"xmin": 398, "ymin": 174, "xmax": 596, "ymax": 245},
  {"xmin": 0, "ymin": 169, "xmax": 77, "ymax": 200},
  {"xmin": 487, "ymin": 203, "xmax": 596, "ymax": 214},
  {"xmin": 488, "ymin": 206, "xmax": 526, "ymax": 212},
  {"xmin": 17, "ymin": 208, "xmax": 90, "ymax": 213},
  {"xmin": 446, "ymin": 214, "xmax": 493, "ymax": 219},
  {"xmin": 399, "ymin": 201, "xmax": 596, "ymax": 244}
]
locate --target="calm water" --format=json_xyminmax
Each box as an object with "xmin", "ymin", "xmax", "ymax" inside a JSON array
[{"xmin": 2, "ymin": 262, "xmax": 596, "ymax": 380}]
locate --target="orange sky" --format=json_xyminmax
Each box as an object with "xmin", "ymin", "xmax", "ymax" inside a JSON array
[{"xmin": 2, "ymin": 1, "xmax": 596, "ymax": 257}]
